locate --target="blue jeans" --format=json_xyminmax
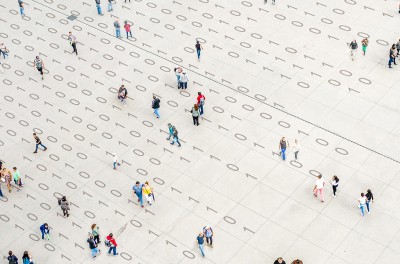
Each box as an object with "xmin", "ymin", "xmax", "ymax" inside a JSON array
[
  {"xmin": 91, "ymin": 247, "xmax": 99, "ymax": 257},
  {"xmin": 35, "ymin": 143, "xmax": 46, "ymax": 152},
  {"xmin": 281, "ymin": 148, "xmax": 286, "ymax": 160},
  {"xmin": 199, "ymin": 104, "xmax": 204, "ymax": 115},
  {"xmin": 176, "ymin": 75, "xmax": 180, "ymax": 83},
  {"xmin": 172, "ymin": 136, "xmax": 181, "ymax": 146},
  {"xmin": 197, "ymin": 49, "xmax": 201, "ymax": 59},
  {"xmin": 360, "ymin": 204, "xmax": 365, "ymax": 216},
  {"xmin": 96, "ymin": 4, "xmax": 102, "ymax": 14},
  {"xmin": 154, "ymin": 108, "xmax": 160, "ymax": 118},
  {"xmin": 20, "ymin": 7, "xmax": 24, "ymax": 16},
  {"xmin": 0, "ymin": 186, "xmax": 3, "ymax": 197},
  {"xmin": 135, "ymin": 193, "xmax": 143, "ymax": 206},
  {"xmin": 108, "ymin": 246, "xmax": 117, "ymax": 255},
  {"xmin": 108, "ymin": 2, "xmax": 112, "ymax": 11},
  {"xmin": 198, "ymin": 243, "xmax": 205, "ymax": 257},
  {"xmin": 113, "ymin": 162, "xmax": 120, "ymax": 169},
  {"xmin": 116, "ymin": 28, "xmax": 121, "ymax": 38}
]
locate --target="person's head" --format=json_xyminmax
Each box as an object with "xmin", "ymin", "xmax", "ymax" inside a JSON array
[
  {"xmin": 153, "ymin": 95, "xmax": 156, "ymax": 99},
  {"xmin": 168, "ymin": 123, "xmax": 172, "ymax": 128},
  {"xmin": 145, "ymin": 181, "xmax": 149, "ymax": 185},
  {"xmin": 33, "ymin": 133, "xmax": 36, "ymax": 136},
  {"xmin": 35, "ymin": 56, "xmax": 39, "ymax": 59},
  {"xmin": 8, "ymin": 251, "xmax": 13, "ymax": 256},
  {"xmin": 68, "ymin": 31, "xmax": 72, "ymax": 35},
  {"xmin": 198, "ymin": 92, "xmax": 201, "ymax": 95},
  {"xmin": 121, "ymin": 84, "xmax": 124, "ymax": 88},
  {"xmin": 318, "ymin": 174, "xmax": 322, "ymax": 179},
  {"xmin": 281, "ymin": 137, "xmax": 285, "ymax": 141},
  {"xmin": 124, "ymin": 20, "xmax": 127, "ymax": 24},
  {"xmin": 367, "ymin": 189, "xmax": 372, "ymax": 194},
  {"xmin": 136, "ymin": 181, "xmax": 140, "ymax": 186},
  {"xmin": 333, "ymin": 175, "xmax": 338, "ymax": 181},
  {"xmin": 62, "ymin": 196, "xmax": 66, "ymax": 201},
  {"xmin": 172, "ymin": 126, "xmax": 176, "ymax": 130},
  {"xmin": 23, "ymin": 251, "xmax": 29, "ymax": 258},
  {"xmin": 353, "ymin": 39, "xmax": 356, "ymax": 42},
  {"xmin": 109, "ymin": 233, "xmax": 113, "ymax": 238},
  {"xmin": 13, "ymin": 167, "xmax": 16, "ymax": 171},
  {"xmin": 197, "ymin": 40, "xmax": 199, "ymax": 44},
  {"xmin": 91, "ymin": 224, "xmax": 96, "ymax": 230},
  {"xmin": 194, "ymin": 104, "xmax": 198, "ymax": 110},
  {"xmin": 277, "ymin": 257, "xmax": 284, "ymax": 263},
  {"xmin": 199, "ymin": 232, "xmax": 203, "ymax": 237},
  {"xmin": 361, "ymin": 192, "xmax": 365, "ymax": 197}
]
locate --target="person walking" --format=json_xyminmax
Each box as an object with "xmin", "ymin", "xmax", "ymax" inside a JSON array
[
  {"xmin": 132, "ymin": 181, "xmax": 144, "ymax": 208},
  {"xmin": 91, "ymin": 224, "xmax": 101, "ymax": 244},
  {"xmin": 87, "ymin": 234, "xmax": 100, "ymax": 258},
  {"xmin": 33, "ymin": 56, "xmax": 45, "ymax": 80},
  {"xmin": 391, "ymin": 44, "xmax": 398, "ymax": 64},
  {"xmin": 0, "ymin": 179, "xmax": 4, "ymax": 198},
  {"xmin": 7, "ymin": 251, "xmax": 18, "ymax": 264},
  {"xmin": 203, "ymin": 226, "xmax": 213, "ymax": 247},
  {"xmin": 170, "ymin": 126, "xmax": 181, "ymax": 147},
  {"xmin": 330, "ymin": 175, "xmax": 339, "ymax": 197},
  {"xmin": 2, "ymin": 168, "xmax": 12, "ymax": 193},
  {"xmin": 278, "ymin": 137, "xmax": 289, "ymax": 161},
  {"xmin": 152, "ymin": 95, "xmax": 161, "ymax": 118},
  {"xmin": 39, "ymin": 223, "xmax": 50, "ymax": 240},
  {"xmin": 389, "ymin": 46, "xmax": 396, "ymax": 68},
  {"xmin": 18, "ymin": 0, "xmax": 24, "ymax": 16},
  {"xmin": 174, "ymin": 66, "xmax": 182, "ymax": 87},
  {"xmin": 118, "ymin": 85, "xmax": 128, "ymax": 107},
  {"xmin": 365, "ymin": 189, "xmax": 374, "ymax": 213},
  {"xmin": 106, "ymin": 233, "xmax": 118, "ymax": 256},
  {"xmin": 313, "ymin": 174, "xmax": 325, "ymax": 202},
  {"xmin": 59, "ymin": 196, "xmax": 70, "ymax": 217},
  {"xmin": 196, "ymin": 92, "xmax": 206, "ymax": 115},
  {"xmin": 361, "ymin": 38, "xmax": 368, "ymax": 55},
  {"xmin": 12, "ymin": 167, "xmax": 22, "ymax": 192},
  {"xmin": 191, "ymin": 104, "xmax": 200, "ymax": 126},
  {"xmin": 292, "ymin": 139, "xmax": 300, "ymax": 160},
  {"xmin": 124, "ymin": 21, "xmax": 133, "ymax": 39},
  {"xmin": 22, "ymin": 251, "xmax": 33, "ymax": 264},
  {"xmin": 0, "ymin": 43, "xmax": 9, "ymax": 59},
  {"xmin": 33, "ymin": 133, "xmax": 47, "ymax": 153},
  {"xmin": 358, "ymin": 192, "xmax": 367, "ymax": 217},
  {"xmin": 114, "ymin": 19, "xmax": 121, "ymax": 38},
  {"xmin": 95, "ymin": 0, "xmax": 103, "ymax": 15},
  {"xmin": 112, "ymin": 153, "xmax": 121, "ymax": 170},
  {"xmin": 166, "ymin": 123, "xmax": 174, "ymax": 140},
  {"xmin": 196, "ymin": 233, "xmax": 205, "ymax": 257},
  {"xmin": 142, "ymin": 181, "xmax": 154, "ymax": 206},
  {"xmin": 274, "ymin": 258, "xmax": 286, "ymax": 264},
  {"xmin": 125, "ymin": 0, "xmax": 131, "ymax": 2},
  {"xmin": 179, "ymin": 71, "xmax": 189, "ymax": 89},
  {"xmin": 107, "ymin": 0, "xmax": 113, "ymax": 11},
  {"xmin": 396, "ymin": 39, "xmax": 400, "ymax": 56},
  {"xmin": 195, "ymin": 40, "xmax": 203, "ymax": 61},
  {"xmin": 68, "ymin": 31, "xmax": 78, "ymax": 55},
  {"xmin": 349, "ymin": 40, "xmax": 358, "ymax": 61}
]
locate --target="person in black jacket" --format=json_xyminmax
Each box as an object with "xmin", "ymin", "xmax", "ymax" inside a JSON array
[
  {"xmin": 33, "ymin": 133, "xmax": 47, "ymax": 153},
  {"xmin": 87, "ymin": 235, "xmax": 100, "ymax": 258},
  {"xmin": 274, "ymin": 257, "xmax": 286, "ymax": 264},
  {"xmin": 7, "ymin": 251, "xmax": 18, "ymax": 264},
  {"xmin": 152, "ymin": 96, "xmax": 160, "ymax": 118},
  {"xmin": 366, "ymin": 189, "xmax": 374, "ymax": 213}
]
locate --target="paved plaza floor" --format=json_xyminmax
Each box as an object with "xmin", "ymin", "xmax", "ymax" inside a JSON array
[{"xmin": 1, "ymin": 0, "xmax": 400, "ymax": 263}]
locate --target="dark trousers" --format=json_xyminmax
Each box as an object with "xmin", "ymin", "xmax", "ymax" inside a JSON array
[
  {"xmin": 94, "ymin": 235, "xmax": 100, "ymax": 244},
  {"xmin": 366, "ymin": 200, "xmax": 371, "ymax": 212},
  {"xmin": 206, "ymin": 236, "xmax": 213, "ymax": 245},
  {"xmin": 0, "ymin": 186, "xmax": 3, "ymax": 197},
  {"xmin": 294, "ymin": 151, "xmax": 299, "ymax": 160},
  {"xmin": 126, "ymin": 31, "xmax": 132, "ymax": 38},
  {"xmin": 389, "ymin": 57, "xmax": 394, "ymax": 67},
  {"xmin": 71, "ymin": 42, "xmax": 77, "ymax": 55},
  {"xmin": 62, "ymin": 209, "xmax": 69, "ymax": 216},
  {"xmin": 193, "ymin": 116, "xmax": 199, "ymax": 126},
  {"xmin": 108, "ymin": 246, "xmax": 117, "ymax": 255},
  {"xmin": 199, "ymin": 105, "xmax": 204, "ymax": 115},
  {"xmin": 333, "ymin": 185, "xmax": 337, "ymax": 196}
]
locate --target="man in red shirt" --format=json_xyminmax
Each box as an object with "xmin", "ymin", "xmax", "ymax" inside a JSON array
[
  {"xmin": 106, "ymin": 233, "xmax": 118, "ymax": 256},
  {"xmin": 196, "ymin": 92, "xmax": 206, "ymax": 115},
  {"xmin": 124, "ymin": 21, "xmax": 132, "ymax": 39}
]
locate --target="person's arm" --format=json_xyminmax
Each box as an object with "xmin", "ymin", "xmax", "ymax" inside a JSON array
[{"xmin": 371, "ymin": 193, "xmax": 374, "ymax": 202}]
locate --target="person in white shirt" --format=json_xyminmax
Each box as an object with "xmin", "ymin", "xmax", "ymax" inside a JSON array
[
  {"xmin": 113, "ymin": 153, "xmax": 120, "ymax": 170},
  {"xmin": 292, "ymin": 139, "xmax": 300, "ymax": 160},
  {"xmin": 179, "ymin": 71, "xmax": 189, "ymax": 89},
  {"xmin": 313, "ymin": 175, "xmax": 325, "ymax": 202},
  {"xmin": 358, "ymin": 193, "xmax": 367, "ymax": 216}
]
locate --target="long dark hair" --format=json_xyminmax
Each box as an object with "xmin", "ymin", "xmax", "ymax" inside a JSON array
[{"xmin": 23, "ymin": 251, "xmax": 29, "ymax": 259}]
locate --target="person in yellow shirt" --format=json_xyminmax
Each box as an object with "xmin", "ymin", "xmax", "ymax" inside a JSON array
[{"xmin": 142, "ymin": 181, "xmax": 154, "ymax": 206}]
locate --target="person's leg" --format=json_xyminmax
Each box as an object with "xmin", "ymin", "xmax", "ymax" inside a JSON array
[
  {"xmin": 176, "ymin": 136, "xmax": 181, "ymax": 147},
  {"xmin": 40, "ymin": 143, "xmax": 46, "ymax": 150},
  {"xmin": 320, "ymin": 188, "xmax": 324, "ymax": 201},
  {"xmin": 91, "ymin": 248, "xmax": 96, "ymax": 257},
  {"xmin": 281, "ymin": 148, "xmax": 286, "ymax": 160},
  {"xmin": 360, "ymin": 205, "xmax": 364, "ymax": 216},
  {"xmin": 199, "ymin": 244, "xmax": 205, "ymax": 257},
  {"xmin": 126, "ymin": 31, "xmax": 129, "ymax": 38},
  {"xmin": 332, "ymin": 185, "xmax": 336, "ymax": 196},
  {"xmin": 209, "ymin": 236, "xmax": 213, "ymax": 246},
  {"xmin": 197, "ymin": 50, "xmax": 200, "ymax": 60},
  {"xmin": 313, "ymin": 188, "xmax": 317, "ymax": 197},
  {"xmin": 196, "ymin": 116, "xmax": 199, "ymax": 125},
  {"xmin": 129, "ymin": 31, "xmax": 132, "ymax": 37},
  {"xmin": 35, "ymin": 143, "xmax": 39, "ymax": 153},
  {"xmin": 112, "ymin": 246, "xmax": 117, "ymax": 255},
  {"xmin": 138, "ymin": 194, "xmax": 143, "ymax": 207},
  {"xmin": 0, "ymin": 186, "xmax": 3, "ymax": 197},
  {"xmin": 199, "ymin": 105, "xmax": 204, "ymax": 115},
  {"xmin": 97, "ymin": 4, "xmax": 101, "ymax": 14},
  {"xmin": 394, "ymin": 56, "xmax": 397, "ymax": 65},
  {"xmin": 154, "ymin": 108, "xmax": 160, "ymax": 118},
  {"xmin": 108, "ymin": 246, "xmax": 112, "ymax": 254},
  {"xmin": 294, "ymin": 151, "xmax": 298, "ymax": 160},
  {"xmin": 113, "ymin": 162, "xmax": 116, "ymax": 170},
  {"xmin": 366, "ymin": 201, "xmax": 370, "ymax": 212},
  {"xmin": 41, "ymin": 229, "xmax": 45, "ymax": 239},
  {"xmin": 192, "ymin": 116, "xmax": 196, "ymax": 125}
]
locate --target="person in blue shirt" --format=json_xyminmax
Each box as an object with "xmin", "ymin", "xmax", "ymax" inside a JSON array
[
  {"xmin": 39, "ymin": 223, "xmax": 50, "ymax": 240},
  {"xmin": 196, "ymin": 233, "xmax": 205, "ymax": 257},
  {"xmin": 132, "ymin": 181, "xmax": 144, "ymax": 208}
]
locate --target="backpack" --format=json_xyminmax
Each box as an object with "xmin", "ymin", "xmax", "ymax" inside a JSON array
[{"xmin": 104, "ymin": 239, "xmax": 112, "ymax": 247}]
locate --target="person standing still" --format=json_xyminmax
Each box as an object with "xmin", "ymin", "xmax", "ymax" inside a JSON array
[
  {"xmin": 152, "ymin": 95, "xmax": 161, "ymax": 118},
  {"xmin": 358, "ymin": 193, "xmax": 367, "ymax": 216},
  {"xmin": 313, "ymin": 175, "xmax": 325, "ymax": 202},
  {"xmin": 179, "ymin": 71, "xmax": 189, "ymax": 89},
  {"xmin": 389, "ymin": 46, "xmax": 396, "ymax": 68},
  {"xmin": 330, "ymin": 175, "xmax": 339, "ymax": 197},
  {"xmin": 7, "ymin": 251, "xmax": 18, "ymax": 264},
  {"xmin": 12, "ymin": 167, "xmax": 22, "ymax": 192},
  {"xmin": 118, "ymin": 85, "xmax": 128, "ymax": 107},
  {"xmin": 292, "ymin": 139, "xmax": 300, "ymax": 160},
  {"xmin": 191, "ymin": 104, "xmax": 200, "ymax": 126},
  {"xmin": 203, "ymin": 226, "xmax": 214, "ymax": 247},
  {"xmin": 33, "ymin": 133, "xmax": 47, "ymax": 153},
  {"xmin": 166, "ymin": 123, "xmax": 174, "ymax": 140},
  {"xmin": 39, "ymin": 223, "xmax": 50, "ymax": 240},
  {"xmin": 18, "ymin": 0, "xmax": 24, "ymax": 16},
  {"xmin": 170, "ymin": 126, "xmax": 181, "ymax": 147},
  {"xmin": 112, "ymin": 153, "xmax": 121, "ymax": 170},
  {"xmin": 68, "ymin": 31, "xmax": 78, "ymax": 55},
  {"xmin": 107, "ymin": 0, "xmax": 113, "ymax": 11},
  {"xmin": 274, "ymin": 258, "xmax": 286, "ymax": 264},
  {"xmin": 196, "ymin": 233, "xmax": 205, "ymax": 257},
  {"xmin": 59, "ymin": 196, "xmax": 70, "ymax": 217},
  {"xmin": 349, "ymin": 40, "xmax": 358, "ymax": 61},
  {"xmin": 0, "ymin": 43, "xmax": 9, "ymax": 59},
  {"xmin": 33, "ymin": 56, "xmax": 45, "ymax": 80},
  {"xmin": 132, "ymin": 181, "xmax": 144, "ymax": 208},
  {"xmin": 2, "ymin": 168, "xmax": 12, "ymax": 193},
  {"xmin": 279, "ymin": 137, "xmax": 289, "ymax": 161},
  {"xmin": 22, "ymin": 251, "xmax": 33, "ymax": 264},
  {"xmin": 361, "ymin": 38, "xmax": 368, "ymax": 56},
  {"xmin": 365, "ymin": 189, "xmax": 374, "ymax": 213},
  {"xmin": 124, "ymin": 21, "xmax": 133, "ymax": 39},
  {"xmin": 95, "ymin": 0, "xmax": 103, "ymax": 15},
  {"xmin": 196, "ymin": 92, "xmax": 206, "ymax": 115},
  {"xmin": 195, "ymin": 40, "xmax": 203, "ymax": 61},
  {"xmin": 114, "ymin": 19, "xmax": 121, "ymax": 38}
]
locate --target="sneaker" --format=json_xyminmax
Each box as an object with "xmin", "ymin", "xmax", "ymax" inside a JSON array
[
  {"xmin": 93, "ymin": 256, "xmax": 96, "ymax": 258},
  {"xmin": 33, "ymin": 151, "xmax": 37, "ymax": 154},
  {"xmin": 137, "ymin": 199, "xmax": 140, "ymax": 202},
  {"xmin": 44, "ymin": 147, "xmax": 47, "ymax": 151},
  {"xmin": 332, "ymin": 194, "xmax": 336, "ymax": 197},
  {"xmin": 141, "ymin": 205, "xmax": 144, "ymax": 208},
  {"xmin": 170, "ymin": 143, "xmax": 174, "ymax": 145}
]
